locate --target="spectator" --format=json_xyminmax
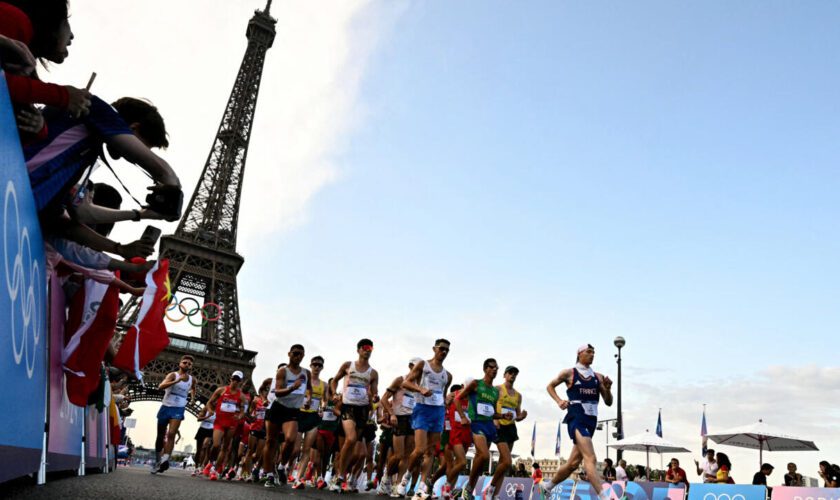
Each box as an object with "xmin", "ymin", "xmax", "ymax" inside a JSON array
[
  {"xmin": 516, "ymin": 463, "xmax": 527, "ymax": 478},
  {"xmin": 715, "ymin": 452, "xmax": 734, "ymax": 484},
  {"xmin": 819, "ymin": 463, "xmax": 839, "ymax": 488},
  {"xmin": 636, "ymin": 465, "xmax": 648, "ymax": 481},
  {"xmin": 27, "ymin": 95, "xmax": 181, "ymax": 257},
  {"xmin": 695, "ymin": 448, "xmax": 719, "ymax": 483},
  {"xmin": 615, "ymin": 459, "xmax": 628, "ymax": 482},
  {"xmin": 603, "ymin": 458, "xmax": 617, "ymax": 482},
  {"xmin": 665, "ymin": 458, "xmax": 688, "ymax": 486},
  {"xmin": 532, "ymin": 462, "xmax": 543, "ymax": 483},
  {"xmin": 783, "ymin": 463, "xmax": 802, "ymax": 487},
  {"xmin": 752, "ymin": 463, "xmax": 773, "ymax": 487}
]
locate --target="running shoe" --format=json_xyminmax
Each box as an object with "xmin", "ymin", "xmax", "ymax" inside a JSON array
[
  {"xmin": 264, "ymin": 473, "xmax": 276, "ymax": 488},
  {"xmin": 293, "ymin": 480, "xmax": 305, "ymax": 489},
  {"xmin": 202, "ymin": 462, "xmax": 213, "ymax": 477},
  {"xmin": 391, "ymin": 484, "xmax": 403, "ymax": 498},
  {"xmin": 252, "ymin": 466, "xmax": 261, "ymax": 483},
  {"xmin": 441, "ymin": 484, "xmax": 452, "ymax": 500},
  {"xmin": 481, "ymin": 485, "xmax": 495, "ymax": 500},
  {"xmin": 538, "ymin": 481, "xmax": 555, "ymax": 498},
  {"xmin": 460, "ymin": 484, "xmax": 472, "ymax": 500},
  {"xmin": 397, "ymin": 478, "xmax": 409, "ymax": 497},
  {"xmin": 316, "ymin": 477, "xmax": 327, "ymax": 490},
  {"xmin": 377, "ymin": 477, "xmax": 392, "ymax": 496},
  {"xmin": 209, "ymin": 470, "xmax": 219, "ymax": 481},
  {"xmin": 366, "ymin": 480, "xmax": 375, "ymax": 491},
  {"xmin": 277, "ymin": 465, "xmax": 288, "ymax": 485},
  {"xmin": 328, "ymin": 476, "xmax": 343, "ymax": 492},
  {"xmin": 190, "ymin": 470, "xmax": 198, "ymax": 477}
]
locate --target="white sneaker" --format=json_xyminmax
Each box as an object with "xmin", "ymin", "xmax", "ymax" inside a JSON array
[
  {"xmin": 539, "ymin": 480, "xmax": 555, "ymax": 496},
  {"xmin": 481, "ymin": 485, "xmax": 495, "ymax": 500},
  {"xmin": 413, "ymin": 482, "xmax": 429, "ymax": 500},
  {"xmin": 378, "ymin": 477, "xmax": 392, "ymax": 496},
  {"xmin": 329, "ymin": 476, "xmax": 343, "ymax": 492},
  {"xmin": 391, "ymin": 483, "xmax": 404, "ymax": 498},
  {"xmin": 398, "ymin": 478, "xmax": 409, "ymax": 496}
]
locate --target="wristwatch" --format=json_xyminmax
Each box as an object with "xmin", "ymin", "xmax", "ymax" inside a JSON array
[{"xmin": 132, "ymin": 209, "xmax": 141, "ymax": 221}]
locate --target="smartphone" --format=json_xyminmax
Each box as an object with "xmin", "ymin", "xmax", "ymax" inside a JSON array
[{"xmin": 141, "ymin": 225, "xmax": 162, "ymax": 245}]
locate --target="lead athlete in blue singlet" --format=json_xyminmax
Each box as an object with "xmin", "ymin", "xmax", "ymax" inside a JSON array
[{"xmin": 540, "ymin": 344, "xmax": 614, "ymax": 499}]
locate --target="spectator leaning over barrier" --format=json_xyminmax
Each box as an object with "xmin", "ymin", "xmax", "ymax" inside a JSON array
[
  {"xmin": 25, "ymin": 95, "xmax": 181, "ymax": 260},
  {"xmin": 783, "ymin": 463, "xmax": 802, "ymax": 486},
  {"xmin": 0, "ymin": 0, "xmax": 92, "ymax": 141},
  {"xmin": 603, "ymin": 458, "xmax": 617, "ymax": 482},
  {"xmin": 615, "ymin": 459, "xmax": 628, "ymax": 482},
  {"xmin": 752, "ymin": 463, "xmax": 774, "ymax": 492},
  {"xmin": 695, "ymin": 448, "xmax": 719, "ymax": 483},
  {"xmin": 0, "ymin": 33, "xmax": 35, "ymax": 74},
  {"xmin": 714, "ymin": 452, "xmax": 734, "ymax": 484},
  {"xmin": 665, "ymin": 458, "xmax": 688, "ymax": 486}
]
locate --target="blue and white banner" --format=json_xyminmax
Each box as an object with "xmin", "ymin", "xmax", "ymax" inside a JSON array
[
  {"xmin": 687, "ymin": 483, "xmax": 768, "ymax": 500},
  {"xmin": 0, "ymin": 70, "xmax": 48, "ymax": 483}
]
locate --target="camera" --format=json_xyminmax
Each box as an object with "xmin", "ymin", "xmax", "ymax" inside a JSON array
[{"xmin": 145, "ymin": 185, "xmax": 183, "ymax": 221}]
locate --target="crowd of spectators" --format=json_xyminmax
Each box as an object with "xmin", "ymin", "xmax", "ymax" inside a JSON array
[{"xmin": 0, "ymin": 0, "xmax": 183, "ymax": 365}]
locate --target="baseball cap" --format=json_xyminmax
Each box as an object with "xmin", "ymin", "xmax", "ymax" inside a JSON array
[
  {"xmin": 504, "ymin": 366, "xmax": 519, "ymax": 374},
  {"xmin": 231, "ymin": 370, "xmax": 244, "ymax": 380},
  {"xmin": 761, "ymin": 463, "xmax": 774, "ymax": 470},
  {"xmin": 409, "ymin": 357, "xmax": 423, "ymax": 366},
  {"xmin": 577, "ymin": 344, "xmax": 594, "ymax": 354}
]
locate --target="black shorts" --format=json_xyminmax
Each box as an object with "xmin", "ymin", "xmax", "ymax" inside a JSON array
[
  {"xmin": 250, "ymin": 429, "xmax": 266, "ymax": 440},
  {"xmin": 195, "ymin": 426, "xmax": 213, "ymax": 443},
  {"xmin": 394, "ymin": 414, "xmax": 413, "ymax": 437},
  {"xmin": 268, "ymin": 402, "xmax": 300, "ymax": 426},
  {"xmin": 298, "ymin": 411, "xmax": 322, "ymax": 433},
  {"xmin": 496, "ymin": 423, "xmax": 519, "ymax": 446},
  {"xmin": 361, "ymin": 423, "xmax": 377, "ymax": 444},
  {"xmin": 340, "ymin": 404, "xmax": 370, "ymax": 429}
]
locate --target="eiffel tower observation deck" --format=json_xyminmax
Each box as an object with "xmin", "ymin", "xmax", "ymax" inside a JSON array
[{"xmin": 116, "ymin": 1, "xmax": 276, "ymax": 415}]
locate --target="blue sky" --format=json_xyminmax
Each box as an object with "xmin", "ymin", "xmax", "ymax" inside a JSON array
[{"xmin": 55, "ymin": 0, "xmax": 840, "ymax": 476}]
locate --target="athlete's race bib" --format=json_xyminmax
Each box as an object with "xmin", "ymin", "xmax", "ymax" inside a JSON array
[
  {"xmin": 255, "ymin": 408, "xmax": 266, "ymax": 420},
  {"xmin": 220, "ymin": 401, "xmax": 238, "ymax": 413},
  {"xmin": 454, "ymin": 411, "xmax": 462, "ymax": 423},
  {"xmin": 323, "ymin": 410, "xmax": 338, "ymax": 422},
  {"xmin": 476, "ymin": 402, "xmax": 495, "ymax": 417},
  {"xmin": 400, "ymin": 394, "xmax": 416, "ymax": 412},
  {"xmin": 346, "ymin": 385, "xmax": 367, "ymax": 401},
  {"xmin": 580, "ymin": 402, "xmax": 598, "ymax": 417},
  {"xmin": 287, "ymin": 381, "xmax": 306, "ymax": 395},
  {"xmin": 502, "ymin": 407, "xmax": 516, "ymax": 419},
  {"xmin": 445, "ymin": 420, "xmax": 452, "ymax": 431},
  {"xmin": 309, "ymin": 397, "xmax": 321, "ymax": 411},
  {"xmin": 426, "ymin": 390, "xmax": 444, "ymax": 406}
]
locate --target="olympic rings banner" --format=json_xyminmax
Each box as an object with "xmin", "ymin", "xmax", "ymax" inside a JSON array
[
  {"xmin": 771, "ymin": 486, "xmax": 840, "ymax": 500},
  {"xmin": 0, "ymin": 70, "xmax": 49, "ymax": 482},
  {"xmin": 533, "ymin": 480, "xmax": 686, "ymax": 500},
  {"xmin": 687, "ymin": 483, "xmax": 768, "ymax": 500}
]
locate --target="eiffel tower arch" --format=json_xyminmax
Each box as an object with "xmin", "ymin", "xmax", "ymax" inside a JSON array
[{"xmin": 116, "ymin": 1, "xmax": 276, "ymax": 416}]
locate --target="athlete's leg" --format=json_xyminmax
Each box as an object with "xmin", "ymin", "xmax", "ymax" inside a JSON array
[
  {"xmin": 549, "ymin": 444, "xmax": 582, "ymax": 484},
  {"xmin": 388, "ymin": 435, "xmax": 405, "ymax": 478},
  {"xmin": 574, "ymin": 431, "xmax": 604, "ymax": 493},
  {"xmin": 406, "ymin": 429, "xmax": 428, "ymax": 479},
  {"xmin": 279, "ymin": 420, "xmax": 299, "ymax": 467},
  {"xmin": 467, "ymin": 434, "xmax": 490, "ymax": 489},
  {"xmin": 154, "ymin": 419, "xmax": 167, "ymax": 457},
  {"xmin": 335, "ymin": 420, "xmax": 358, "ymax": 479},
  {"xmin": 446, "ymin": 444, "xmax": 466, "ymax": 486},
  {"xmin": 261, "ymin": 420, "xmax": 281, "ymax": 475},
  {"xmin": 420, "ymin": 432, "xmax": 441, "ymax": 483},
  {"xmin": 490, "ymin": 441, "xmax": 512, "ymax": 492}
]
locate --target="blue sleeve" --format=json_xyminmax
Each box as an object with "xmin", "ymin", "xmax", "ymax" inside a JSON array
[{"xmin": 84, "ymin": 96, "xmax": 132, "ymax": 138}]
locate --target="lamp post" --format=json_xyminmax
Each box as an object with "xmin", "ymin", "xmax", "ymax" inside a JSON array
[{"xmin": 614, "ymin": 336, "xmax": 625, "ymax": 461}]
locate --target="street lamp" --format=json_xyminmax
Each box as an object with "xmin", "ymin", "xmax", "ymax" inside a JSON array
[{"xmin": 613, "ymin": 336, "xmax": 625, "ymax": 461}]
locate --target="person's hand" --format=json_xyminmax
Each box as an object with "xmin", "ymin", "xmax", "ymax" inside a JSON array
[
  {"xmin": 64, "ymin": 86, "xmax": 91, "ymax": 118},
  {"xmin": 518, "ymin": 409, "xmax": 528, "ymax": 420},
  {"xmin": 502, "ymin": 411, "xmax": 514, "ymax": 420},
  {"xmin": 127, "ymin": 285, "xmax": 145, "ymax": 297},
  {"xmin": 558, "ymin": 399, "xmax": 570, "ymax": 410},
  {"xmin": 291, "ymin": 378, "xmax": 303, "ymax": 390},
  {"xmin": 420, "ymin": 387, "xmax": 432, "ymax": 398},
  {"xmin": 602, "ymin": 376, "xmax": 613, "ymax": 390},
  {"xmin": 389, "ymin": 414, "xmax": 397, "ymax": 426},
  {"xmin": 118, "ymin": 239, "xmax": 155, "ymax": 259},
  {"xmin": 178, "ymin": 373, "xmax": 189, "ymax": 382},
  {"xmin": 139, "ymin": 207, "xmax": 167, "ymax": 220},
  {"xmin": 0, "ymin": 35, "xmax": 36, "ymax": 75},
  {"xmin": 16, "ymin": 105, "xmax": 44, "ymax": 134}
]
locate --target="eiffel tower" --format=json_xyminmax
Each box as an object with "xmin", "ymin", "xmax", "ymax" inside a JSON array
[{"xmin": 116, "ymin": 1, "xmax": 276, "ymax": 416}]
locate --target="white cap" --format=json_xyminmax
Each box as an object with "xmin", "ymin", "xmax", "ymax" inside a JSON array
[
  {"xmin": 577, "ymin": 344, "xmax": 593, "ymax": 354},
  {"xmin": 409, "ymin": 357, "xmax": 423, "ymax": 366},
  {"xmin": 231, "ymin": 370, "xmax": 244, "ymax": 379}
]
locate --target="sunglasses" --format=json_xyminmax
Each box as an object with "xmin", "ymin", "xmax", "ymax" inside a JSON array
[
  {"xmin": 487, "ymin": 365, "xmax": 499, "ymax": 370},
  {"xmin": 311, "ymin": 363, "xmax": 323, "ymax": 368},
  {"xmin": 291, "ymin": 351, "xmax": 305, "ymax": 356},
  {"xmin": 360, "ymin": 345, "xmax": 374, "ymax": 352},
  {"xmin": 435, "ymin": 346, "xmax": 450, "ymax": 352}
]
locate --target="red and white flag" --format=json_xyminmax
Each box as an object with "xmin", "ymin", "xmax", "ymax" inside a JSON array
[
  {"xmin": 63, "ymin": 276, "xmax": 120, "ymax": 407},
  {"xmin": 113, "ymin": 260, "xmax": 171, "ymax": 379}
]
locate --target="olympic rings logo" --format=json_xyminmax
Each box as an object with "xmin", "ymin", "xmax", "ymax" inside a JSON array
[
  {"xmin": 703, "ymin": 494, "xmax": 746, "ymax": 500},
  {"xmin": 164, "ymin": 295, "xmax": 223, "ymax": 327},
  {"xmin": 505, "ymin": 483, "xmax": 518, "ymax": 496},
  {"xmin": 4, "ymin": 180, "xmax": 43, "ymax": 379}
]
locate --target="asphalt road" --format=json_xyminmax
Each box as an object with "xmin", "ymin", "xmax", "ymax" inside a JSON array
[{"xmin": 4, "ymin": 466, "xmax": 372, "ymax": 500}]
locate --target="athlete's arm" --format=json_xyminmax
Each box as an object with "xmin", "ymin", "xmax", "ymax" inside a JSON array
[
  {"xmin": 236, "ymin": 393, "xmax": 247, "ymax": 421},
  {"xmin": 597, "ymin": 373, "xmax": 614, "ymax": 406},
  {"xmin": 380, "ymin": 376, "xmax": 401, "ymax": 416},
  {"xmin": 330, "ymin": 362, "xmax": 350, "ymax": 396},
  {"xmin": 515, "ymin": 393, "xmax": 528, "ymax": 422},
  {"xmin": 455, "ymin": 379, "xmax": 477, "ymax": 422},
  {"xmin": 189, "ymin": 376, "xmax": 197, "ymax": 403},
  {"xmin": 370, "ymin": 369, "xmax": 379, "ymax": 402},
  {"xmin": 157, "ymin": 372, "xmax": 178, "ymax": 390},
  {"xmin": 273, "ymin": 367, "xmax": 300, "ymax": 397},
  {"xmin": 205, "ymin": 387, "xmax": 223, "ymax": 414},
  {"xmin": 400, "ymin": 361, "xmax": 430, "ymax": 396},
  {"xmin": 547, "ymin": 368, "xmax": 573, "ymax": 409}
]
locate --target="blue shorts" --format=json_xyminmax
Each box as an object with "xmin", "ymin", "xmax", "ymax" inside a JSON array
[
  {"xmin": 470, "ymin": 420, "xmax": 498, "ymax": 443},
  {"xmin": 566, "ymin": 416, "xmax": 596, "ymax": 444},
  {"xmin": 411, "ymin": 403, "xmax": 445, "ymax": 433},
  {"xmin": 157, "ymin": 405, "xmax": 186, "ymax": 422}
]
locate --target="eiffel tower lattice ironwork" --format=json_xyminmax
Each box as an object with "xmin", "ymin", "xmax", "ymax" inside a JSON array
[{"xmin": 115, "ymin": 1, "xmax": 276, "ymax": 416}]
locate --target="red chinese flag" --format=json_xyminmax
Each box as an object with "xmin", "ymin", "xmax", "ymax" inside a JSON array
[
  {"xmin": 63, "ymin": 277, "xmax": 120, "ymax": 407},
  {"xmin": 112, "ymin": 260, "xmax": 171, "ymax": 378}
]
